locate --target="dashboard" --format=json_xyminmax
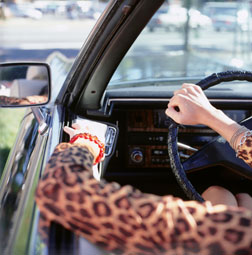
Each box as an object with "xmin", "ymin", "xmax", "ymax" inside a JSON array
[
  {"xmin": 103, "ymin": 100, "xmax": 252, "ymax": 173},
  {"xmin": 90, "ymin": 84, "xmax": 252, "ymax": 196}
]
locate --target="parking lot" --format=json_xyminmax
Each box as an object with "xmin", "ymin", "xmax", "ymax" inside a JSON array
[{"xmin": 0, "ymin": 16, "xmax": 252, "ymax": 65}]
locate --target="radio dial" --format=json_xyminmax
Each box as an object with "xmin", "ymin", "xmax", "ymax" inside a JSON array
[{"xmin": 131, "ymin": 150, "xmax": 143, "ymax": 163}]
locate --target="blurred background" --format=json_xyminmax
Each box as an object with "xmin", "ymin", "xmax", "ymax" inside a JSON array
[
  {"xmin": 1, "ymin": 0, "xmax": 252, "ymax": 174},
  {"xmin": 0, "ymin": 0, "xmax": 108, "ymax": 175}
]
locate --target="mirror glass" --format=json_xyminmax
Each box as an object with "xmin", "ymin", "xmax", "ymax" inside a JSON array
[{"xmin": 0, "ymin": 64, "xmax": 50, "ymax": 107}]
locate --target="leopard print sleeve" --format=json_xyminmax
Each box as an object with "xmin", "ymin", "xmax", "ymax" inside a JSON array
[
  {"xmin": 36, "ymin": 143, "xmax": 252, "ymax": 255},
  {"xmin": 237, "ymin": 134, "xmax": 252, "ymax": 167}
]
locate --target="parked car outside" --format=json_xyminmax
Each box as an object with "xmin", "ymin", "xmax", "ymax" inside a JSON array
[
  {"xmin": 148, "ymin": 5, "xmax": 212, "ymax": 32},
  {"xmin": 202, "ymin": 1, "xmax": 251, "ymax": 32},
  {"xmin": 7, "ymin": 3, "xmax": 43, "ymax": 20},
  {"xmin": 147, "ymin": 5, "xmax": 169, "ymax": 32}
]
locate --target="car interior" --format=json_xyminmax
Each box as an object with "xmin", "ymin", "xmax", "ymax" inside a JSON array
[
  {"xmin": 46, "ymin": 1, "xmax": 252, "ymax": 254},
  {"xmin": 51, "ymin": 79, "xmax": 252, "ymax": 254},
  {"xmin": 1, "ymin": 0, "xmax": 252, "ymax": 254},
  {"xmin": 45, "ymin": 1, "xmax": 252, "ymax": 253},
  {"xmin": 57, "ymin": 0, "xmax": 252, "ymax": 199}
]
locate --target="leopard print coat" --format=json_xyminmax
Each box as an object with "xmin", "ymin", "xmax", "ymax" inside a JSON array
[{"xmin": 35, "ymin": 139, "xmax": 252, "ymax": 255}]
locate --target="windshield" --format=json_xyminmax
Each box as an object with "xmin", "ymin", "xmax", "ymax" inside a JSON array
[{"xmin": 109, "ymin": 1, "xmax": 252, "ymax": 88}]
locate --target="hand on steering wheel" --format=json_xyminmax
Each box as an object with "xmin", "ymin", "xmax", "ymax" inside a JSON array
[
  {"xmin": 165, "ymin": 71, "xmax": 252, "ymax": 201},
  {"xmin": 166, "ymin": 83, "xmax": 217, "ymax": 126}
]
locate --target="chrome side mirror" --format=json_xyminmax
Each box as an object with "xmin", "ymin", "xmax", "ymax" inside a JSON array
[{"xmin": 0, "ymin": 62, "xmax": 51, "ymax": 107}]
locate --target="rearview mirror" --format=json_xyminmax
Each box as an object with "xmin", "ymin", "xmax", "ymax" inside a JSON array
[{"xmin": 0, "ymin": 62, "xmax": 51, "ymax": 107}]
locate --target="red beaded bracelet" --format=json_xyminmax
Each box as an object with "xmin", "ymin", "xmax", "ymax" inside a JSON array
[{"xmin": 70, "ymin": 133, "xmax": 105, "ymax": 165}]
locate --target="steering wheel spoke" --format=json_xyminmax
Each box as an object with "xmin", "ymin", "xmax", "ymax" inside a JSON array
[{"xmin": 182, "ymin": 135, "xmax": 252, "ymax": 179}]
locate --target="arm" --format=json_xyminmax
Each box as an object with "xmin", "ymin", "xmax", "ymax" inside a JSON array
[
  {"xmin": 165, "ymin": 83, "xmax": 251, "ymax": 161},
  {"xmin": 36, "ymin": 142, "xmax": 252, "ymax": 254}
]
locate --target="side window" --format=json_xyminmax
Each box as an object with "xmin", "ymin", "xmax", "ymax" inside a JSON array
[
  {"xmin": 0, "ymin": 0, "xmax": 109, "ymax": 175},
  {"xmin": 0, "ymin": 108, "xmax": 25, "ymax": 176}
]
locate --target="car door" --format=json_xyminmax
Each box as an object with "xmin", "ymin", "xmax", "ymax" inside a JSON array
[{"xmin": 0, "ymin": 104, "xmax": 65, "ymax": 254}]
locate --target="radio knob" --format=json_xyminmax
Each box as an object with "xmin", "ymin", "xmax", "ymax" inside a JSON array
[{"xmin": 131, "ymin": 150, "xmax": 143, "ymax": 163}]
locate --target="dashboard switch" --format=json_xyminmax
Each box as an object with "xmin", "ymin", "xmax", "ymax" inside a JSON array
[{"xmin": 130, "ymin": 149, "xmax": 144, "ymax": 164}]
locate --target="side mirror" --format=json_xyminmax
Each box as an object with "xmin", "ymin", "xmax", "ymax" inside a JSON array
[{"xmin": 0, "ymin": 62, "xmax": 51, "ymax": 107}]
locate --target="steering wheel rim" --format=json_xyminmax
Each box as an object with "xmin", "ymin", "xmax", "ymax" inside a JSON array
[{"xmin": 168, "ymin": 70, "xmax": 252, "ymax": 202}]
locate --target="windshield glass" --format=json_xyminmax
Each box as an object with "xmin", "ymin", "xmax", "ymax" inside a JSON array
[{"xmin": 109, "ymin": 1, "xmax": 252, "ymax": 88}]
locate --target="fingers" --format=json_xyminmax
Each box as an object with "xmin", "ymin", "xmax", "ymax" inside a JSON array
[
  {"xmin": 174, "ymin": 83, "xmax": 203, "ymax": 94},
  {"xmin": 167, "ymin": 93, "xmax": 188, "ymax": 111},
  {"xmin": 236, "ymin": 193, "xmax": 252, "ymax": 211},
  {"xmin": 73, "ymin": 122, "xmax": 92, "ymax": 132},
  {"xmin": 166, "ymin": 95, "xmax": 181, "ymax": 114},
  {"xmin": 63, "ymin": 126, "xmax": 76, "ymax": 137},
  {"xmin": 174, "ymin": 88, "xmax": 187, "ymax": 96},
  {"xmin": 72, "ymin": 123, "xmax": 81, "ymax": 130},
  {"xmin": 165, "ymin": 106, "xmax": 179, "ymax": 120},
  {"xmin": 64, "ymin": 123, "xmax": 88, "ymax": 138},
  {"xmin": 174, "ymin": 83, "xmax": 202, "ymax": 97},
  {"xmin": 64, "ymin": 122, "xmax": 106, "ymax": 143},
  {"xmin": 182, "ymin": 83, "xmax": 204, "ymax": 95},
  {"xmin": 171, "ymin": 84, "xmax": 198, "ymax": 105},
  {"xmin": 182, "ymin": 83, "xmax": 201, "ymax": 90}
]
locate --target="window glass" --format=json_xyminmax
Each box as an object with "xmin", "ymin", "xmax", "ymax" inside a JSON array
[
  {"xmin": 109, "ymin": 1, "xmax": 252, "ymax": 88},
  {"xmin": 0, "ymin": 0, "xmax": 108, "ymax": 175}
]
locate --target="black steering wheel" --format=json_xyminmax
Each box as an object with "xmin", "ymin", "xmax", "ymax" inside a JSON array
[{"xmin": 168, "ymin": 71, "xmax": 252, "ymax": 202}]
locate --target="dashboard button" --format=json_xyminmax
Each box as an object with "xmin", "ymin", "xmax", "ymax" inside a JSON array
[{"xmin": 130, "ymin": 150, "xmax": 144, "ymax": 163}]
